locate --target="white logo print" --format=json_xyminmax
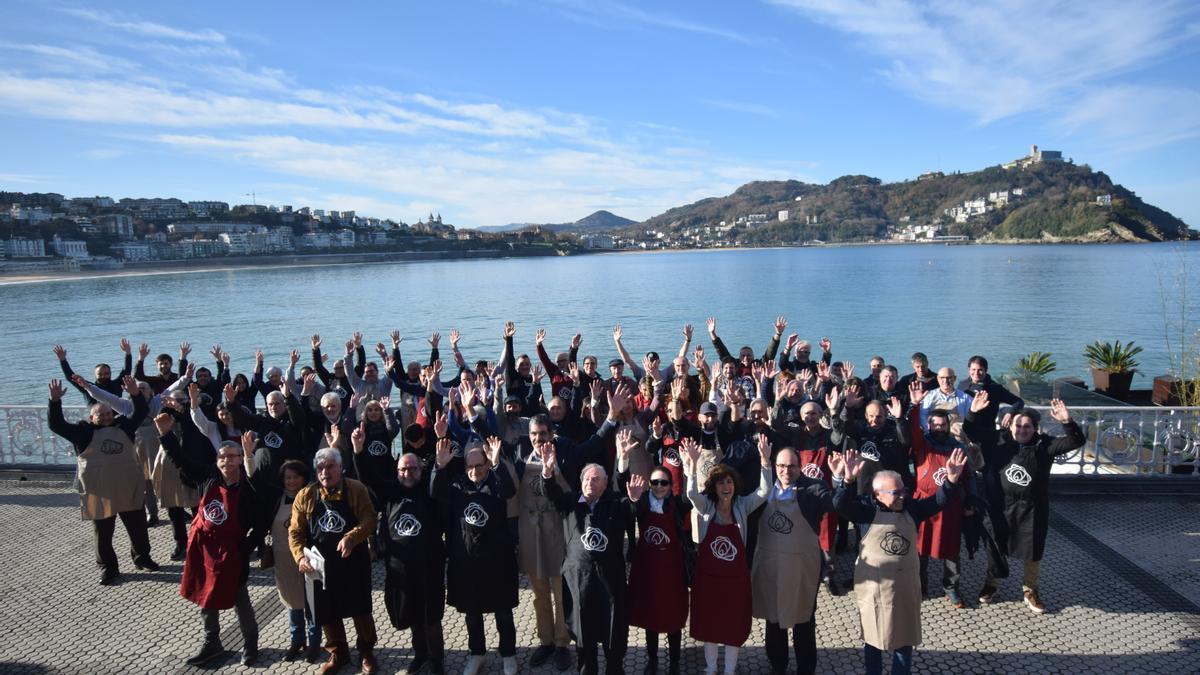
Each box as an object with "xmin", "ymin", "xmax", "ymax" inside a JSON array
[
  {"xmin": 317, "ymin": 509, "xmax": 346, "ymax": 533},
  {"xmin": 581, "ymin": 526, "xmax": 609, "ymax": 552},
  {"xmin": 858, "ymin": 441, "xmax": 880, "ymax": 461},
  {"xmin": 710, "ymin": 535, "xmax": 738, "ymax": 562},
  {"xmin": 202, "ymin": 500, "xmax": 228, "ymax": 525},
  {"xmin": 367, "ymin": 440, "xmax": 389, "ymax": 456},
  {"xmin": 932, "ymin": 467, "xmax": 949, "ymax": 486},
  {"xmin": 262, "ymin": 431, "xmax": 282, "ymax": 449},
  {"xmin": 644, "ymin": 526, "xmax": 671, "ymax": 546},
  {"xmin": 393, "ymin": 513, "xmax": 422, "ymax": 537},
  {"xmin": 1005, "ymin": 464, "xmax": 1033, "ymax": 487},
  {"xmin": 663, "ymin": 447, "xmax": 681, "ymax": 467},
  {"xmin": 464, "ymin": 502, "xmax": 489, "ymax": 527},
  {"xmin": 801, "ymin": 463, "xmax": 823, "ymax": 479}
]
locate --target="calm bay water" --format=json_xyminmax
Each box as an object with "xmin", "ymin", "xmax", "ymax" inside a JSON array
[{"xmin": 2, "ymin": 243, "xmax": 1197, "ymax": 405}]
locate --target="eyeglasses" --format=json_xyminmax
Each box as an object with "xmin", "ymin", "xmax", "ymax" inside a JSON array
[
  {"xmin": 217, "ymin": 453, "xmax": 243, "ymax": 460},
  {"xmin": 937, "ymin": 376, "xmax": 955, "ymax": 381},
  {"xmin": 775, "ymin": 463, "xmax": 799, "ymax": 469},
  {"xmin": 877, "ymin": 488, "xmax": 908, "ymax": 497},
  {"xmin": 397, "ymin": 466, "xmax": 419, "ymax": 473},
  {"xmin": 649, "ymin": 479, "xmax": 671, "ymax": 487}
]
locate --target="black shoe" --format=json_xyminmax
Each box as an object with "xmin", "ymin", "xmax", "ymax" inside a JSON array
[
  {"xmin": 405, "ymin": 654, "xmax": 429, "ymax": 673},
  {"xmin": 553, "ymin": 646, "xmax": 572, "ymax": 671},
  {"xmin": 643, "ymin": 659, "xmax": 658, "ymax": 674},
  {"xmin": 530, "ymin": 644, "xmax": 555, "ymax": 668},
  {"xmin": 241, "ymin": 645, "xmax": 259, "ymax": 666},
  {"xmin": 185, "ymin": 641, "xmax": 224, "ymax": 666},
  {"xmin": 305, "ymin": 645, "xmax": 323, "ymax": 663},
  {"xmin": 171, "ymin": 542, "xmax": 186, "ymax": 561},
  {"xmin": 428, "ymin": 660, "xmax": 445, "ymax": 675},
  {"xmin": 667, "ymin": 662, "xmax": 679, "ymax": 675},
  {"xmin": 146, "ymin": 513, "xmax": 160, "ymax": 526},
  {"xmin": 99, "ymin": 568, "xmax": 119, "ymax": 586},
  {"xmin": 825, "ymin": 578, "xmax": 843, "ymax": 596},
  {"xmin": 284, "ymin": 644, "xmax": 304, "ymax": 662},
  {"xmin": 133, "ymin": 557, "xmax": 160, "ymax": 572}
]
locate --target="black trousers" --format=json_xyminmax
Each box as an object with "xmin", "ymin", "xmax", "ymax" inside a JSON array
[
  {"xmin": 201, "ymin": 583, "xmax": 258, "ymax": 647},
  {"xmin": 167, "ymin": 506, "xmax": 191, "ymax": 545},
  {"xmin": 410, "ymin": 616, "xmax": 445, "ymax": 666},
  {"xmin": 764, "ymin": 619, "xmax": 816, "ymax": 675},
  {"xmin": 645, "ymin": 631, "xmax": 680, "ymax": 668},
  {"xmin": 465, "ymin": 610, "xmax": 515, "ymax": 657},
  {"xmin": 577, "ymin": 642, "xmax": 626, "ymax": 675},
  {"xmin": 92, "ymin": 509, "xmax": 151, "ymax": 571},
  {"xmin": 919, "ymin": 555, "xmax": 961, "ymax": 594}
]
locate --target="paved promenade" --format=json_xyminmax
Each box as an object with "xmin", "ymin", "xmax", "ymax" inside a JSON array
[{"xmin": 0, "ymin": 481, "xmax": 1196, "ymax": 675}]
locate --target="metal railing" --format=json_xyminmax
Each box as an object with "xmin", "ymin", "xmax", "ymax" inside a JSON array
[{"xmin": 1, "ymin": 404, "xmax": 1197, "ymax": 476}]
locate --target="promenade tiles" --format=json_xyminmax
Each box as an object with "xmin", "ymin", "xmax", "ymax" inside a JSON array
[{"xmin": 0, "ymin": 482, "xmax": 1195, "ymax": 674}]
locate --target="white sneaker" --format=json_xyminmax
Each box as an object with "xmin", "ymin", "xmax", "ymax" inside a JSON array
[
  {"xmin": 463, "ymin": 654, "xmax": 485, "ymax": 675},
  {"xmin": 502, "ymin": 655, "xmax": 518, "ymax": 674}
]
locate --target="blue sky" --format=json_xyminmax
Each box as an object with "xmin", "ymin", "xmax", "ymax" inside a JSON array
[{"xmin": 1, "ymin": 0, "xmax": 1197, "ymax": 228}]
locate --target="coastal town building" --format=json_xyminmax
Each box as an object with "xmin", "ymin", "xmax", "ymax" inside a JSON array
[
  {"xmin": 109, "ymin": 242, "xmax": 152, "ymax": 261},
  {"xmin": 50, "ymin": 236, "xmax": 89, "ymax": 259},
  {"xmin": 3, "ymin": 237, "xmax": 46, "ymax": 258},
  {"xmin": 187, "ymin": 201, "xmax": 229, "ymax": 217},
  {"xmin": 119, "ymin": 198, "xmax": 189, "ymax": 221},
  {"xmin": 1004, "ymin": 144, "xmax": 1065, "ymax": 170}
]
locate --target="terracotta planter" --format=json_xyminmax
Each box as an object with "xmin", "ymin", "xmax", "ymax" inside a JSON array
[{"xmin": 1091, "ymin": 368, "xmax": 1134, "ymax": 401}]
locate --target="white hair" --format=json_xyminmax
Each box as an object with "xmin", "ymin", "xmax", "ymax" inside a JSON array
[
  {"xmin": 872, "ymin": 470, "xmax": 903, "ymax": 490},
  {"xmin": 265, "ymin": 366, "xmax": 283, "ymax": 379},
  {"xmin": 89, "ymin": 403, "xmax": 113, "ymax": 418},
  {"xmin": 319, "ymin": 392, "xmax": 341, "ymax": 409},
  {"xmin": 265, "ymin": 391, "xmax": 285, "ymax": 403},
  {"xmin": 314, "ymin": 447, "xmax": 342, "ymax": 469},
  {"xmin": 580, "ymin": 462, "xmax": 607, "ymax": 482}
]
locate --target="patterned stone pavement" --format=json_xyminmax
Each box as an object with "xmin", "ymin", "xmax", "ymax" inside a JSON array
[{"xmin": 0, "ymin": 481, "xmax": 1196, "ymax": 675}]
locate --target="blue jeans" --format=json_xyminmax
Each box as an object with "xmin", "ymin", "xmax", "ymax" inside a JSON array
[
  {"xmin": 288, "ymin": 606, "xmax": 321, "ymax": 647},
  {"xmin": 864, "ymin": 644, "xmax": 912, "ymax": 675}
]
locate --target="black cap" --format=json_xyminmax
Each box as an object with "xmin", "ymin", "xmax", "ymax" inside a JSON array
[{"xmin": 608, "ymin": 358, "xmax": 624, "ymax": 368}]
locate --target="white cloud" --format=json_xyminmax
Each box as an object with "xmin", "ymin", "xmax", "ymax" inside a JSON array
[
  {"xmin": 60, "ymin": 8, "xmax": 226, "ymax": 43},
  {"xmin": 767, "ymin": 0, "xmax": 1200, "ymax": 134},
  {"xmin": 0, "ymin": 42, "xmax": 138, "ymax": 74},
  {"xmin": 1057, "ymin": 86, "xmax": 1200, "ymax": 153},
  {"xmin": 537, "ymin": 0, "xmax": 759, "ymax": 44},
  {"xmin": 703, "ymin": 99, "xmax": 782, "ymax": 118}
]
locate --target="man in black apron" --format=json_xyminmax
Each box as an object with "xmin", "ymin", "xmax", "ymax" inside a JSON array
[{"xmin": 290, "ymin": 444, "xmax": 378, "ymax": 674}]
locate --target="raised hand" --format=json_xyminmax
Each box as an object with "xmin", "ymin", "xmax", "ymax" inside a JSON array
[
  {"xmin": 486, "ymin": 436, "xmax": 503, "ymax": 467},
  {"xmin": 430, "ymin": 359, "xmax": 443, "ymax": 380},
  {"xmin": 390, "ymin": 330, "xmax": 401, "ymax": 348},
  {"xmin": 540, "ymin": 442, "xmax": 558, "ymax": 476},
  {"xmin": 428, "ymin": 332, "xmax": 440, "ymax": 348},
  {"xmin": 570, "ymin": 332, "xmax": 582, "ymax": 350},
  {"xmin": 224, "ymin": 383, "xmax": 237, "ymax": 402},
  {"xmin": 379, "ymin": 395, "xmax": 390, "ymax": 410},
  {"xmin": 843, "ymin": 449, "xmax": 863, "ymax": 480},
  {"xmin": 827, "ymin": 452, "xmax": 846, "ymax": 480},
  {"xmin": 969, "ymin": 389, "xmax": 990, "ymax": 413},
  {"xmin": 69, "ymin": 373, "xmax": 88, "ymax": 389},
  {"xmin": 825, "ymin": 386, "xmax": 840, "ymax": 411},
  {"xmin": 344, "ymin": 340, "xmax": 354, "ymax": 354},
  {"xmin": 679, "ymin": 437, "xmax": 701, "ymax": 471},
  {"xmin": 612, "ymin": 324, "xmax": 623, "ymax": 342},
  {"xmin": 449, "ymin": 329, "xmax": 461, "ymax": 349},
  {"xmin": 842, "ymin": 360, "xmax": 855, "ymax": 382},
  {"xmin": 350, "ymin": 425, "xmax": 365, "ymax": 454},
  {"xmin": 353, "ymin": 331, "xmax": 363, "ymax": 347},
  {"xmin": 48, "ymin": 379, "xmax": 66, "ymax": 401},
  {"xmin": 375, "ymin": 342, "xmax": 388, "ymax": 359},
  {"xmin": 52, "ymin": 344, "xmax": 67, "ymax": 361},
  {"xmin": 312, "ymin": 333, "xmax": 322, "ymax": 350},
  {"xmin": 616, "ymin": 428, "xmax": 636, "ymax": 460},
  {"xmin": 774, "ymin": 315, "xmax": 788, "ymax": 336},
  {"xmin": 607, "ymin": 383, "xmax": 632, "ymax": 418},
  {"xmin": 682, "ymin": 323, "xmax": 694, "ymax": 342},
  {"xmin": 816, "ymin": 361, "xmax": 831, "ymax": 382},
  {"xmin": 255, "ymin": 348, "xmax": 264, "ymax": 364},
  {"xmin": 153, "ymin": 412, "xmax": 174, "ymax": 437},
  {"xmin": 1049, "ymin": 398, "xmax": 1071, "ymax": 424},
  {"xmin": 706, "ymin": 316, "xmax": 717, "ymax": 339},
  {"xmin": 120, "ymin": 338, "xmax": 132, "ymax": 355},
  {"xmin": 651, "ymin": 415, "xmax": 664, "ymax": 438},
  {"xmin": 887, "ymin": 396, "xmax": 903, "ymax": 420},
  {"xmin": 290, "ymin": 349, "xmax": 300, "ymax": 367},
  {"xmin": 138, "ymin": 343, "xmax": 150, "ymax": 360},
  {"xmin": 532, "ymin": 364, "xmax": 544, "ymax": 383},
  {"xmin": 502, "ymin": 321, "xmax": 516, "ymax": 339},
  {"xmin": 179, "ymin": 342, "xmax": 191, "ymax": 359},
  {"xmin": 188, "ymin": 382, "xmax": 201, "ymax": 408},
  {"xmin": 756, "ymin": 433, "xmax": 772, "ymax": 467},
  {"xmin": 535, "ymin": 328, "xmax": 546, "ymax": 345},
  {"xmin": 845, "ymin": 383, "xmax": 864, "ymax": 408},
  {"xmin": 752, "ymin": 361, "xmax": 764, "ymax": 383},
  {"xmin": 589, "ymin": 379, "xmax": 603, "ymax": 402},
  {"xmin": 627, "ymin": 473, "xmax": 647, "ymax": 502},
  {"xmin": 324, "ymin": 426, "xmax": 342, "ymax": 449},
  {"xmin": 784, "ymin": 333, "xmax": 798, "ymax": 353},
  {"xmin": 301, "ymin": 373, "xmax": 317, "ymax": 397},
  {"xmin": 122, "ymin": 375, "xmax": 139, "ymax": 397},
  {"xmin": 220, "ymin": 350, "xmax": 230, "ymax": 367},
  {"xmin": 210, "ymin": 344, "xmax": 222, "ymax": 361},
  {"xmin": 945, "ymin": 447, "xmax": 968, "ymax": 482},
  {"xmin": 435, "ymin": 437, "xmax": 453, "ymax": 468},
  {"xmin": 434, "ymin": 410, "xmax": 449, "ymax": 439},
  {"xmin": 241, "ymin": 430, "xmax": 256, "ymax": 457},
  {"xmin": 820, "ymin": 337, "xmax": 832, "ymax": 353},
  {"xmin": 642, "ymin": 354, "xmax": 655, "ymax": 377},
  {"xmin": 908, "ymin": 380, "xmax": 927, "ymax": 405},
  {"xmin": 568, "ymin": 361, "xmax": 581, "ymax": 385}
]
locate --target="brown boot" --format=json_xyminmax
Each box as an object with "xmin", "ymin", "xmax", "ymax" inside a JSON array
[
  {"xmin": 319, "ymin": 649, "xmax": 349, "ymax": 674},
  {"xmin": 360, "ymin": 649, "xmax": 378, "ymax": 674}
]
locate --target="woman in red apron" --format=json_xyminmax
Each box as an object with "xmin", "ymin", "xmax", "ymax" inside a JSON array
[
  {"xmin": 683, "ymin": 436, "xmax": 772, "ymax": 675},
  {"xmin": 628, "ymin": 466, "xmax": 692, "ymax": 675}
]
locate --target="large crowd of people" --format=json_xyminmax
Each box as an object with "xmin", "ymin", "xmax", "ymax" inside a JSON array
[{"xmin": 47, "ymin": 317, "xmax": 1085, "ymax": 675}]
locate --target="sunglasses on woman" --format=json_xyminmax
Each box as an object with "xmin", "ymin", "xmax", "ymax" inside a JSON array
[{"xmin": 649, "ymin": 479, "xmax": 671, "ymax": 487}]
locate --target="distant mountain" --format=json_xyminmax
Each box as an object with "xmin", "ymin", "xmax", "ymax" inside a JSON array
[
  {"xmin": 477, "ymin": 210, "xmax": 634, "ymax": 234},
  {"xmin": 625, "ymin": 161, "xmax": 1194, "ymax": 244}
]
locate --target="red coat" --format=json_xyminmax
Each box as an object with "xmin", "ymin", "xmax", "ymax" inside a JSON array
[
  {"xmin": 796, "ymin": 443, "xmax": 837, "ymax": 552},
  {"xmin": 181, "ymin": 483, "xmax": 246, "ymax": 610},
  {"xmin": 910, "ymin": 410, "xmax": 963, "ymax": 560}
]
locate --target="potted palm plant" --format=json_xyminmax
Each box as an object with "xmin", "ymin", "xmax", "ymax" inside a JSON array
[
  {"xmin": 1083, "ymin": 340, "xmax": 1142, "ymax": 401},
  {"xmin": 1006, "ymin": 351, "xmax": 1057, "ymax": 397}
]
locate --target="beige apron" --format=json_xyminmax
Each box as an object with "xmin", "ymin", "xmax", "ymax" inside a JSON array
[
  {"xmin": 271, "ymin": 498, "xmax": 305, "ymax": 609},
  {"xmin": 690, "ymin": 445, "xmax": 725, "ymax": 543},
  {"xmin": 76, "ymin": 426, "xmax": 144, "ymax": 520},
  {"xmin": 518, "ymin": 457, "xmax": 569, "ymax": 579},
  {"xmin": 152, "ymin": 443, "xmax": 198, "ymax": 509},
  {"xmin": 751, "ymin": 495, "xmax": 822, "ymax": 626},
  {"xmin": 854, "ymin": 510, "xmax": 922, "ymax": 650}
]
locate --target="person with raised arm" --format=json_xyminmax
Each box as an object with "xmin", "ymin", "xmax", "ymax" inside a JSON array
[
  {"xmin": 224, "ymin": 373, "xmax": 311, "ymax": 503},
  {"xmin": 778, "ymin": 334, "xmax": 832, "ymax": 374},
  {"xmin": 47, "ymin": 375, "xmax": 158, "ymax": 585},
  {"xmin": 831, "ymin": 446, "xmax": 967, "ymax": 675},
  {"xmin": 154, "ymin": 413, "xmax": 268, "ymax": 667},
  {"xmin": 290, "ymin": 442, "xmax": 379, "ymax": 674},
  {"xmin": 964, "ymin": 394, "xmax": 1084, "ymax": 613},
  {"xmin": 540, "ymin": 440, "xmax": 639, "ymax": 675},
  {"xmin": 432, "ymin": 435, "xmax": 519, "ymax": 675},
  {"xmin": 135, "ymin": 341, "xmax": 187, "ymax": 394},
  {"xmin": 681, "ymin": 433, "xmax": 772, "ymax": 675},
  {"xmin": 269, "ymin": 457, "xmax": 324, "ymax": 664},
  {"xmin": 53, "ymin": 339, "xmax": 133, "ymax": 405},
  {"xmin": 536, "ymin": 328, "xmax": 583, "ymax": 408}
]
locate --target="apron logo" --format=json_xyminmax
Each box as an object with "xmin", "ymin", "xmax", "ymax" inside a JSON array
[
  {"xmin": 367, "ymin": 440, "xmax": 389, "ymax": 456},
  {"xmin": 530, "ymin": 475, "xmax": 545, "ymax": 497},
  {"xmin": 801, "ymin": 462, "xmax": 823, "ymax": 479},
  {"xmin": 699, "ymin": 457, "xmax": 716, "ymax": 480},
  {"xmin": 332, "ymin": 387, "xmax": 346, "ymax": 399},
  {"xmin": 858, "ymin": 441, "xmax": 880, "ymax": 461},
  {"xmin": 710, "ymin": 535, "xmax": 738, "ymax": 562},
  {"xmin": 879, "ymin": 531, "xmax": 911, "ymax": 556},
  {"xmin": 1004, "ymin": 464, "xmax": 1032, "ymax": 487},
  {"xmin": 663, "ymin": 447, "xmax": 681, "ymax": 467},
  {"xmin": 202, "ymin": 500, "xmax": 228, "ymax": 525},
  {"xmin": 263, "ymin": 431, "xmax": 283, "ymax": 449},
  {"xmin": 99, "ymin": 439, "xmax": 124, "ymax": 455},
  {"xmin": 581, "ymin": 526, "xmax": 609, "ymax": 552},
  {"xmin": 644, "ymin": 526, "xmax": 671, "ymax": 545},
  {"xmin": 766, "ymin": 510, "xmax": 794, "ymax": 534},
  {"xmin": 317, "ymin": 509, "xmax": 346, "ymax": 533},
  {"xmin": 393, "ymin": 513, "xmax": 421, "ymax": 537},
  {"xmin": 932, "ymin": 467, "xmax": 948, "ymax": 486},
  {"xmin": 464, "ymin": 502, "xmax": 489, "ymax": 527},
  {"xmin": 199, "ymin": 392, "xmax": 213, "ymax": 407}
]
